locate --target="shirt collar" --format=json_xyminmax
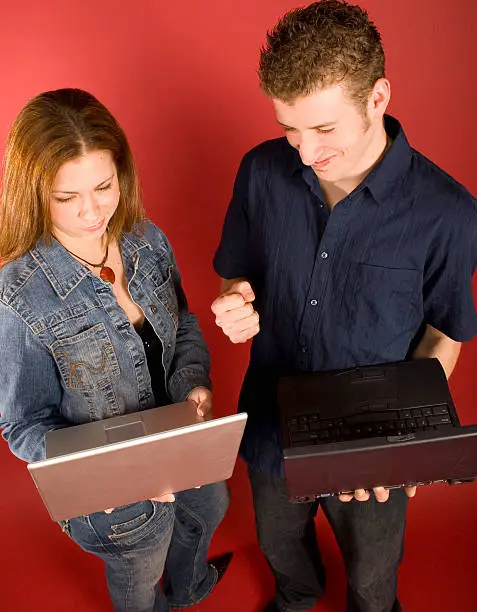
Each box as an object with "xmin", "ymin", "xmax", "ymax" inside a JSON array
[
  {"xmin": 30, "ymin": 224, "xmax": 151, "ymax": 299},
  {"xmin": 287, "ymin": 115, "xmax": 413, "ymax": 204}
]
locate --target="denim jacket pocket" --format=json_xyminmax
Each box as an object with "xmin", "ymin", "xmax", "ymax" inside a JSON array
[
  {"xmin": 153, "ymin": 265, "xmax": 179, "ymax": 329},
  {"xmin": 52, "ymin": 323, "xmax": 120, "ymax": 390}
]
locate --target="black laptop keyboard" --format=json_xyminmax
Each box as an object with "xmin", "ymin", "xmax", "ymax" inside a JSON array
[{"xmin": 287, "ymin": 404, "xmax": 453, "ymax": 447}]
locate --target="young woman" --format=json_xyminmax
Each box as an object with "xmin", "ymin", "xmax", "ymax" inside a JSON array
[{"xmin": 0, "ymin": 88, "xmax": 231, "ymax": 612}]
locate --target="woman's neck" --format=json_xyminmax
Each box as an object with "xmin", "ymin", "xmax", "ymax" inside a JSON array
[{"xmin": 53, "ymin": 230, "xmax": 108, "ymax": 263}]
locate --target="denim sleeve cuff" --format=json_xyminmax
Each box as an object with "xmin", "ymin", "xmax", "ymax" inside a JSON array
[{"xmin": 168, "ymin": 366, "xmax": 212, "ymax": 403}]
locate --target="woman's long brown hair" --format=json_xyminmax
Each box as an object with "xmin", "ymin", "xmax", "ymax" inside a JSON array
[{"xmin": 0, "ymin": 88, "xmax": 145, "ymax": 265}]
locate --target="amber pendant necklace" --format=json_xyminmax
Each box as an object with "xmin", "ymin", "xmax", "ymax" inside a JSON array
[{"xmin": 63, "ymin": 243, "xmax": 116, "ymax": 284}]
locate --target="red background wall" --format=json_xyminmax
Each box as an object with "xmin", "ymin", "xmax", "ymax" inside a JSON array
[{"xmin": 1, "ymin": 1, "xmax": 476, "ymax": 611}]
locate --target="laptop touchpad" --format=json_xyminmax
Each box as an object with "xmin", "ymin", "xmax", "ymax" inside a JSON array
[{"xmin": 105, "ymin": 421, "xmax": 146, "ymax": 444}]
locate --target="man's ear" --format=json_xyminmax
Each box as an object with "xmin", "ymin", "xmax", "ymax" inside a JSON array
[{"xmin": 369, "ymin": 78, "xmax": 391, "ymax": 117}]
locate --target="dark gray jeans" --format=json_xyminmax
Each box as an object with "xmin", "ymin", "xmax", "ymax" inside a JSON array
[{"xmin": 249, "ymin": 470, "xmax": 408, "ymax": 612}]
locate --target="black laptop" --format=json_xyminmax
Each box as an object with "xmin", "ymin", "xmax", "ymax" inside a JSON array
[{"xmin": 278, "ymin": 358, "xmax": 477, "ymax": 502}]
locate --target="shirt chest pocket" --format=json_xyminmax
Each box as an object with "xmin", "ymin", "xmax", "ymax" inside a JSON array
[
  {"xmin": 51, "ymin": 323, "xmax": 120, "ymax": 391},
  {"xmin": 344, "ymin": 263, "xmax": 423, "ymax": 347}
]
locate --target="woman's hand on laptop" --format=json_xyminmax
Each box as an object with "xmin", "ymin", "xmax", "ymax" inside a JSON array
[
  {"xmin": 338, "ymin": 485, "xmax": 417, "ymax": 503},
  {"xmin": 187, "ymin": 386, "xmax": 212, "ymax": 417}
]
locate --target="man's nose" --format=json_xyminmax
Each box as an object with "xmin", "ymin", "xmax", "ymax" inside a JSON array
[{"xmin": 297, "ymin": 132, "xmax": 323, "ymax": 166}]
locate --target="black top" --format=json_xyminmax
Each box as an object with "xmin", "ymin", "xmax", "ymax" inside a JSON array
[
  {"xmin": 214, "ymin": 115, "xmax": 477, "ymax": 476},
  {"xmin": 136, "ymin": 318, "xmax": 170, "ymax": 408}
]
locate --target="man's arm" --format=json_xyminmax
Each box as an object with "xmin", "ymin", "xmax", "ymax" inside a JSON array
[{"xmin": 411, "ymin": 323, "xmax": 461, "ymax": 379}]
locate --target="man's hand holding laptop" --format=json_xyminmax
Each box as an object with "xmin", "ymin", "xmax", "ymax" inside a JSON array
[{"xmin": 338, "ymin": 486, "xmax": 417, "ymax": 503}]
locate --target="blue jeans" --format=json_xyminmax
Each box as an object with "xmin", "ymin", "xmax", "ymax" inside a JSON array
[{"xmin": 62, "ymin": 482, "xmax": 229, "ymax": 611}]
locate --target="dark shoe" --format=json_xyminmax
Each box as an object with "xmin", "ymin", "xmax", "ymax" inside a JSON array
[
  {"xmin": 209, "ymin": 551, "xmax": 233, "ymax": 584},
  {"xmin": 263, "ymin": 601, "xmax": 281, "ymax": 612}
]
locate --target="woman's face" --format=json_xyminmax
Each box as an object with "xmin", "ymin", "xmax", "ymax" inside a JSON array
[{"xmin": 49, "ymin": 150, "xmax": 120, "ymax": 246}]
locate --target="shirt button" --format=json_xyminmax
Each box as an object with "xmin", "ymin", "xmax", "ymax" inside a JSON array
[
  {"xmin": 310, "ymin": 299, "xmax": 318, "ymax": 306},
  {"xmin": 301, "ymin": 346, "xmax": 308, "ymax": 353},
  {"xmin": 150, "ymin": 304, "xmax": 158, "ymax": 313},
  {"xmin": 320, "ymin": 251, "xmax": 328, "ymax": 259}
]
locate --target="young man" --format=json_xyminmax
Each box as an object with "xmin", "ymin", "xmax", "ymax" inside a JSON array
[{"xmin": 212, "ymin": 2, "xmax": 477, "ymax": 611}]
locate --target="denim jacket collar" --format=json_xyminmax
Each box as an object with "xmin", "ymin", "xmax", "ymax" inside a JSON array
[{"xmin": 30, "ymin": 228, "xmax": 152, "ymax": 300}]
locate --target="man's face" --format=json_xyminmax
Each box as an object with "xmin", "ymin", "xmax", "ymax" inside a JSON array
[{"xmin": 272, "ymin": 83, "xmax": 383, "ymax": 184}]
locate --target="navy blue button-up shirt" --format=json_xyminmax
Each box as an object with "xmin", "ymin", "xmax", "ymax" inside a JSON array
[{"xmin": 214, "ymin": 116, "xmax": 477, "ymax": 476}]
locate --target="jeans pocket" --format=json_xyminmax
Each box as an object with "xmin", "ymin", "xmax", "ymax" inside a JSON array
[{"xmin": 107, "ymin": 501, "xmax": 168, "ymax": 544}]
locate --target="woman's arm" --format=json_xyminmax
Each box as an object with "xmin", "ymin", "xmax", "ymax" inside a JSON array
[
  {"xmin": 164, "ymin": 248, "xmax": 212, "ymax": 404},
  {"xmin": 0, "ymin": 304, "xmax": 70, "ymax": 462}
]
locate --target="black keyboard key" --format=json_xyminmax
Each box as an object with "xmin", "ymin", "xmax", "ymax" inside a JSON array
[
  {"xmin": 345, "ymin": 411, "xmax": 399, "ymax": 424},
  {"xmin": 310, "ymin": 421, "xmax": 321, "ymax": 431},
  {"xmin": 291, "ymin": 432, "xmax": 312, "ymax": 443},
  {"xmin": 427, "ymin": 415, "xmax": 452, "ymax": 426},
  {"xmin": 422, "ymin": 407, "xmax": 433, "ymax": 417},
  {"xmin": 416, "ymin": 417, "xmax": 427, "ymax": 427},
  {"xmin": 309, "ymin": 414, "xmax": 320, "ymax": 423},
  {"xmin": 432, "ymin": 405, "xmax": 449, "ymax": 416},
  {"xmin": 288, "ymin": 418, "xmax": 298, "ymax": 426},
  {"xmin": 412, "ymin": 408, "xmax": 423, "ymax": 417},
  {"xmin": 320, "ymin": 430, "xmax": 330, "ymax": 440},
  {"xmin": 400, "ymin": 410, "xmax": 412, "ymax": 420},
  {"xmin": 406, "ymin": 419, "xmax": 417, "ymax": 429},
  {"xmin": 298, "ymin": 416, "xmax": 309, "ymax": 424}
]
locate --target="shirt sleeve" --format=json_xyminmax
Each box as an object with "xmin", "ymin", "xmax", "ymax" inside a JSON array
[
  {"xmin": 213, "ymin": 152, "xmax": 254, "ymax": 280},
  {"xmin": 0, "ymin": 303, "xmax": 70, "ymax": 463},
  {"xmin": 423, "ymin": 193, "xmax": 477, "ymax": 342}
]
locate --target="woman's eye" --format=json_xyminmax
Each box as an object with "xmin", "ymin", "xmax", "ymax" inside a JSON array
[{"xmin": 97, "ymin": 183, "xmax": 112, "ymax": 192}]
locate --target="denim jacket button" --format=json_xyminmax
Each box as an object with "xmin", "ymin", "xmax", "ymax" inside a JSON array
[{"xmin": 150, "ymin": 304, "xmax": 158, "ymax": 313}]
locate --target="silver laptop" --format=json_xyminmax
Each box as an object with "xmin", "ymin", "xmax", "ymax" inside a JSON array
[{"xmin": 28, "ymin": 401, "xmax": 247, "ymax": 521}]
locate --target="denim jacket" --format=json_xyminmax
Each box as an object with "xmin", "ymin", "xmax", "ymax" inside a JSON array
[{"xmin": 0, "ymin": 221, "xmax": 211, "ymax": 463}]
